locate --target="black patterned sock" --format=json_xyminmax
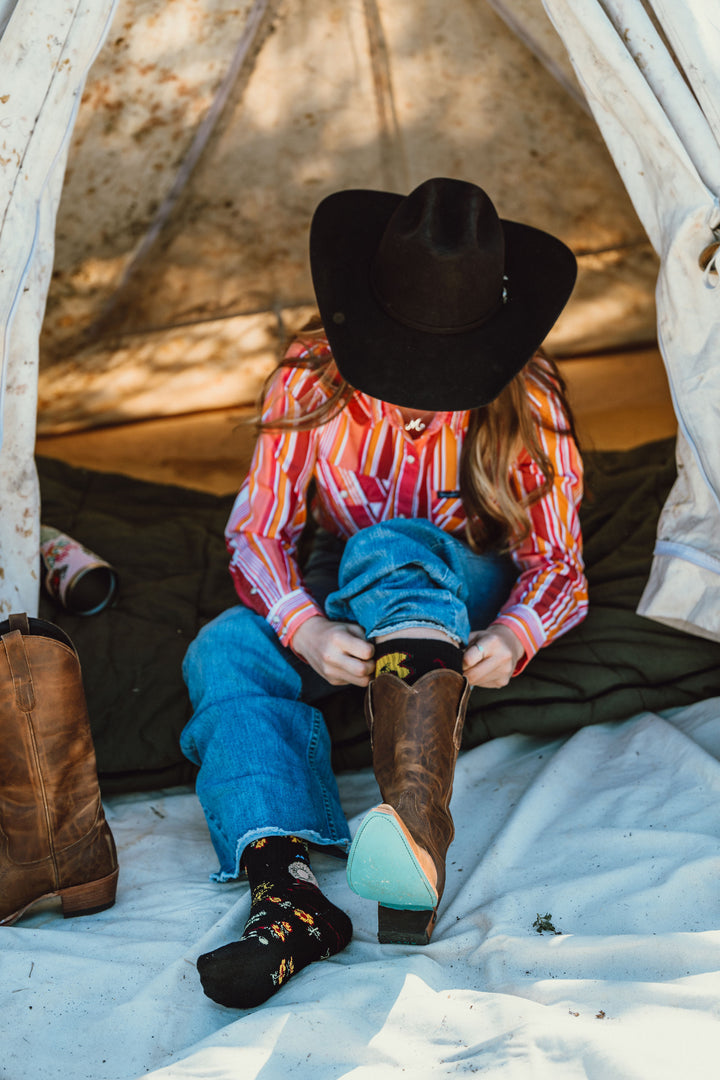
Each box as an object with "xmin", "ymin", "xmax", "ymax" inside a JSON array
[
  {"xmin": 196, "ymin": 835, "xmax": 352, "ymax": 1009},
  {"xmin": 373, "ymin": 637, "xmax": 464, "ymax": 684}
]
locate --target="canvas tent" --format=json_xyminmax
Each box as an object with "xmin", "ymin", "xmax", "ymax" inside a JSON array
[
  {"xmin": 0, "ymin": 0, "xmax": 665, "ymax": 613},
  {"xmin": 3, "ymin": 2, "xmax": 720, "ymax": 1078},
  {"xmin": 0, "ymin": 0, "xmax": 119, "ymax": 615},
  {"xmin": 542, "ymin": 0, "xmax": 720, "ymax": 643},
  {"xmin": 1, "ymin": 0, "xmax": 718, "ymax": 640}
]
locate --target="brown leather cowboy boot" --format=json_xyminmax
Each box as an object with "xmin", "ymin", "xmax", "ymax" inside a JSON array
[
  {"xmin": 0, "ymin": 613, "xmax": 118, "ymax": 926},
  {"xmin": 346, "ymin": 667, "xmax": 470, "ymax": 944}
]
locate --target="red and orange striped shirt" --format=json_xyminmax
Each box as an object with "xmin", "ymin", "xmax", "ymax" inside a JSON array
[{"xmin": 226, "ymin": 339, "xmax": 587, "ymax": 673}]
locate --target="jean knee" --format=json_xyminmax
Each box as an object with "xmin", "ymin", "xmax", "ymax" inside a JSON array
[
  {"xmin": 183, "ymin": 606, "xmax": 270, "ymax": 690},
  {"xmin": 341, "ymin": 519, "xmax": 435, "ymax": 567},
  {"xmin": 341, "ymin": 523, "xmax": 386, "ymax": 560}
]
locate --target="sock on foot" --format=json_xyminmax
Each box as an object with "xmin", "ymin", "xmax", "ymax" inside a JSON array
[
  {"xmin": 196, "ymin": 835, "xmax": 352, "ymax": 1009},
  {"xmin": 373, "ymin": 637, "xmax": 463, "ymax": 684}
]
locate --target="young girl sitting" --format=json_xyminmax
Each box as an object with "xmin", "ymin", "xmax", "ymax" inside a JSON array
[{"xmin": 181, "ymin": 176, "xmax": 587, "ymax": 1009}]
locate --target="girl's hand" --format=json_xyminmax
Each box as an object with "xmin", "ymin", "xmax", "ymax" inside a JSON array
[
  {"xmin": 292, "ymin": 616, "xmax": 375, "ymax": 686},
  {"xmin": 462, "ymin": 625, "xmax": 525, "ymax": 689}
]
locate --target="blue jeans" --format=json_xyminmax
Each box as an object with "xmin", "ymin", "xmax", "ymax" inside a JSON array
[{"xmin": 181, "ymin": 521, "xmax": 515, "ymax": 880}]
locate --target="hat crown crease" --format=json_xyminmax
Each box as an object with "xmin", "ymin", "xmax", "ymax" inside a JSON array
[{"xmin": 370, "ymin": 178, "xmax": 506, "ymax": 332}]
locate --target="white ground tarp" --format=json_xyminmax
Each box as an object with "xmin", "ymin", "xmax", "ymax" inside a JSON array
[
  {"xmin": 5, "ymin": 698, "xmax": 720, "ymax": 1078},
  {"xmin": 0, "ymin": 1, "xmax": 116, "ymax": 616},
  {"xmin": 541, "ymin": 0, "xmax": 720, "ymax": 640}
]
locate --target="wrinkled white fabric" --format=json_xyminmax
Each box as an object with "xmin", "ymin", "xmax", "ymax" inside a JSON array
[
  {"xmin": 4, "ymin": 699, "xmax": 720, "ymax": 1079},
  {"xmin": 542, "ymin": 0, "xmax": 720, "ymax": 640},
  {"xmin": 0, "ymin": 1, "xmax": 116, "ymax": 615}
]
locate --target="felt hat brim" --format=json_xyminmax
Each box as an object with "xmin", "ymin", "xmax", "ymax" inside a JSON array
[{"xmin": 310, "ymin": 187, "xmax": 577, "ymax": 411}]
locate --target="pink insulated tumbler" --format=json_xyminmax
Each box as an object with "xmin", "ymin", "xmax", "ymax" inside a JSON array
[{"xmin": 40, "ymin": 526, "xmax": 118, "ymax": 615}]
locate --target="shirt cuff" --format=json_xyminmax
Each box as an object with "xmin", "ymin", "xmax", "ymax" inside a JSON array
[
  {"xmin": 492, "ymin": 606, "xmax": 546, "ymax": 675},
  {"xmin": 267, "ymin": 588, "xmax": 324, "ymax": 648}
]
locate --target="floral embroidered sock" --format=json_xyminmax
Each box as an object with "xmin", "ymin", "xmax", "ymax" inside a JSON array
[
  {"xmin": 373, "ymin": 637, "xmax": 464, "ymax": 684},
  {"xmin": 196, "ymin": 835, "xmax": 352, "ymax": 1009}
]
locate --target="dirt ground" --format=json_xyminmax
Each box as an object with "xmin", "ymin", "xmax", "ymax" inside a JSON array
[{"xmin": 36, "ymin": 347, "xmax": 676, "ymax": 496}]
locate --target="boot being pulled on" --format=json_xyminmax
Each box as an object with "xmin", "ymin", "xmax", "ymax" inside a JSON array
[{"xmin": 347, "ymin": 665, "xmax": 470, "ymax": 944}]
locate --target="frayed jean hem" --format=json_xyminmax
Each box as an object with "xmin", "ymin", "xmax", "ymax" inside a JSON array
[{"xmin": 210, "ymin": 827, "xmax": 353, "ymax": 882}]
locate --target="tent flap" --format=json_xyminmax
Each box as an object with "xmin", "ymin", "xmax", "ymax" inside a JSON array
[
  {"xmin": 0, "ymin": 0, "xmax": 117, "ymax": 615},
  {"xmin": 543, "ymin": 0, "xmax": 720, "ymax": 643}
]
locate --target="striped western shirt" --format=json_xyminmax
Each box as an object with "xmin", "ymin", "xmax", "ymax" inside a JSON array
[{"xmin": 226, "ymin": 340, "xmax": 587, "ymax": 673}]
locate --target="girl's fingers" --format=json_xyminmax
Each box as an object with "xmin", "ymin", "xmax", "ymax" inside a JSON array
[
  {"xmin": 342, "ymin": 623, "xmax": 375, "ymax": 657},
  {"xmin": 326, "ymin": 647, "xmax": 374, "ymax": 686},
  {"xmin": 463, "ymin": 642, "xmax": 485, "ymax": 668},
  {"xmin": 463, "ymin": 641, "xmax": 513, "ymax": 688}
]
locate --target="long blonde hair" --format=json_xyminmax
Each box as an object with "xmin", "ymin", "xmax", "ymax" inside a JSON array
[{"xmin": 257, "ymin": 317, "xmax": 578, "ymax": 551}]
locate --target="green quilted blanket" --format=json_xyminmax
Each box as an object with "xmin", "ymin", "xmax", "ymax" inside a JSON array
[{"xmin": 36, "ymin": 439, "xmax": 720, "ymax": 792}]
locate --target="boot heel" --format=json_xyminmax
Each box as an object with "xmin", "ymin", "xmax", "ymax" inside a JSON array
[
  {"xmin": 59, "ymin": 868, "xmax": 119, "ymax": 918},
  {"xmin": 378, "ymin": 904, "xmax": 437, "ymax": 945}
]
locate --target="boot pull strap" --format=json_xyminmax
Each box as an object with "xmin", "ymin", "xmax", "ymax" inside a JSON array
[
  {"xmin": 2, "ymin": 630, "xmax": 35, "ymax": 712},
  {"xmin": 8, "ymin": 612, "xmax": 30, "ymax": 634}
]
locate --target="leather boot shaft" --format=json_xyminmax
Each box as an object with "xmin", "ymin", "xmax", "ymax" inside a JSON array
[
  {"xmin": 0, "ymin": 614, "xmax": 118, "ymax": 925},
  {"xmin": 365, "ymin": 668, "xmax": 470, "ymax": 902}
]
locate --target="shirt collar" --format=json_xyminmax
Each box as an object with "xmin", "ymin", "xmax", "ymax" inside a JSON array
[
  {"xmin": 349, "ymin": 391, "xmax": 467, "ymax": 437},
  {"xmin": 315, "ymin": 335, "xmax": 467, "ymax": 436}
]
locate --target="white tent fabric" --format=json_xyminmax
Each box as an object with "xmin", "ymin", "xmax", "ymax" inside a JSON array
[
  {"xmin": 5, "ymin": 698, "xmax": 720, "ymax": 1079},
  {"xmin": 541, "ymin": 0, "xmax": 720, "ymax": 641},
  {"xmin": 2, "ymin": 0, "xmax": 719, "ymax": 641},
  {"xmin": 0, "ymin": 0, "xmax": 117, "ymax": 617}
]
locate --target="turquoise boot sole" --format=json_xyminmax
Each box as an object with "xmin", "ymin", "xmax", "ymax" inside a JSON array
[{"xmin": 347, "ymin": 804, "xmax": 438, "ymax": 911}]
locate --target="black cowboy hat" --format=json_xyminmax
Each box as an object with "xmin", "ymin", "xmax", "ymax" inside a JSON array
[{"xmin": 309, "ymin": 177, "xmax": 577, "ymax": 411}]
